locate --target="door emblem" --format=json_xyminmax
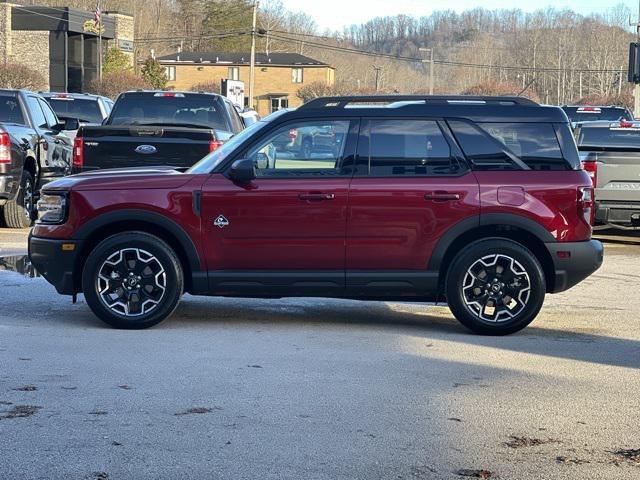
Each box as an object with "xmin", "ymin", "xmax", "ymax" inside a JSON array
[
  {"xmin": 134, "ymin": 144, "xmax": 157, "ymax": 154},
  {"xmin": 213, "ymin": 215, "xmax": 229, "ymax": 228}
]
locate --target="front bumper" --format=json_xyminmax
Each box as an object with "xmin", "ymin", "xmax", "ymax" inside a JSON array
[
  {"xmin": 28, "ymin": 233, "xmax": 81, "ymax": 295},
  {"xmin": 546, "ymin": 239, "xmax": 603, "ymax": 293}
]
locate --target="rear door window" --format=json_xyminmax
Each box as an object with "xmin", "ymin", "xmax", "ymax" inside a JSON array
[
  {"xmin": 0, "ymin": 95, "xmax": 25, "ymax": 125},
  {"xmin": 449, "ymin": 121, "xmax": 568, "ymax": 171},
  {"xmin": 360, "ymin": 119, "xmax": 461, "ymax": 176}
]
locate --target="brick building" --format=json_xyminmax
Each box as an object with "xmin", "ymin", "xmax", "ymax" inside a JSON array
[
  {"xmin": 0, "ymin": 2, "xmax": 133, "ymax": 92},
  {"xmin": 156, "ymin": 52, "xmax": 336, "ymax": 116}
]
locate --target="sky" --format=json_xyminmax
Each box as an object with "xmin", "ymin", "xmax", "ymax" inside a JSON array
[{"xmin": 279, "ymin": 0, "xmax": 638, "ymax": 32}]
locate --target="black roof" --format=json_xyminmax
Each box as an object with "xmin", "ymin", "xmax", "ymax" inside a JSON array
[{"xmin": 156, "ymin": 52, "xmax": 329, "ymax": 67}]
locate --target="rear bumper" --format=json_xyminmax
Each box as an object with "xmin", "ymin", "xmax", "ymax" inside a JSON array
[
  {"xmin": 28, "ymin": 234, "xmax": 81, "ymax": 295},
  {"xmin": 595, "ymin": 201, "xmax": 640, "ymax": 229},
  {"xmin": 546, "ymin": 239, "xmax": 603, "ymax": 293}
]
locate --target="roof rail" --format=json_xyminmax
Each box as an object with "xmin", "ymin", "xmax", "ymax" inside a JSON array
[{"xmin": 300, "ymin": 95, "xmax": 538, "ymax": 109}]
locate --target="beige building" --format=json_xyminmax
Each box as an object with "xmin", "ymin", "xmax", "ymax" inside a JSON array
[
  {"xmin": 0, "ymin": 2, "xmax": 133, "ymax": 92},
  {"xmin": 156, "ymin": 52, "xmax": 335, "ymax": 117}
]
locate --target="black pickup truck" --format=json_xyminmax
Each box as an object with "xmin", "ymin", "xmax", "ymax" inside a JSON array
[
  {"xmin": 0, "ymin": 89, "xmax": 76, "ymax": 228},
  {"xmin": 73, "ymin": 91, "xmax": 245, "ymax": 172}
]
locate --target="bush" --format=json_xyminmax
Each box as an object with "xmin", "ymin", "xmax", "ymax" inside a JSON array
[
  {"xmin": 0, "ymin": 63, "xmax": 46, "ymax": 91},
  {"xmin": 103, "ymin": 48, "xmax": 133, "ymax": 76},
  {"xmin": 461, "ymin": 81, "xmax": 541, "ymax": 103},
  {"xmin": 296, "ymin": 81, "xmax": 354, "ymax": 102},
  {"xmin": 190, "ymin": 81, "xmax": 221, "ymax": 94},
  {"xmin": 87, "ymin": 72, "xmax": 151, "ymax": 99},
  {"xmin": 141, "ymin": 57, "xmax": 168, "ymax": 90}
]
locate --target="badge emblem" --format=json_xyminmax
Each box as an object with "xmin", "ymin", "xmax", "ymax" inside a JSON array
[
  {"xmin": 214, "ymin": 215, "xmax": 229, "ymax": 228},
  {"xmin": 134, "ymin": 144, "xmax": 157, "ymax": 154}
]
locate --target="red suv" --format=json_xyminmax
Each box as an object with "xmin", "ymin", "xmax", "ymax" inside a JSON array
[{"xmin": 29, "ymin": 96, "xmax": 603, "ymax": 335}]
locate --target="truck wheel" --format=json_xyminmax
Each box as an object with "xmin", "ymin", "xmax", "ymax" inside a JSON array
[
  {"xmin": 2, "ymin": 171, "xmax": 35, "ymax": 229},
  {"xmin": 82, "ymin": 232, "xmax": 183, "ymax": 329},
  {"xmin": 445, "ymin": 239, "xmax": 546, "ymax": 335}
]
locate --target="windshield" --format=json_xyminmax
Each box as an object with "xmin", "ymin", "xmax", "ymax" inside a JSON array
[
  {"xmin": 563, "ymin": 107, "xmax": 632, "ymax": 123},
  {"xmin": 0, "ymin": 95, "xmax": 25, "ymax": 125},
  {"xmin": 187, "ymin": 120, "xmax": 269, "ymax": 174},
  {"xmin": 109, "ymin": 93, "xmax": 231, "ymax": 131},
  {"xmin": 45, "ymin": 98, "xmax": 103, "ymax": 123}
]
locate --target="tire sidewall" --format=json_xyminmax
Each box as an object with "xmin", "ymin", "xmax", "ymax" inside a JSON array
[
  {"xmin": 446, "ymin": 239, "xmax": 546, "ymax": 335},
  {"xmin": 82, "ymin": 232, "xmax": 183, "ymax": 329}
]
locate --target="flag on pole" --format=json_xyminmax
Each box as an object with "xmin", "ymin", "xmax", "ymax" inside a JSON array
[{"xmin": 94, "ymin": 0, "xmax": 101, "ymax": 27}]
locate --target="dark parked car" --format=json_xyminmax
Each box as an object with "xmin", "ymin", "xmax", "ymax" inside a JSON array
[
  {"xmin": 0, "ymin": 89, "xmax": 75, "ymax": 228},
  {"xmin": 72, "ymin": 91, "xmax": 245, "ymax": 173},
  {"xmin": 576, "ymin": 119, "xmax": 640, "ymax": 230},
  {"xmin": 41, "ymin": 92, "xmax": 113, "ymax": 126},
  {"xmin": 562, "ymin": 105, "xmax": 633, "ymax": 126},
  {"xmin": 29, "ymin": 95, "xmax": 602, "ymax": 335}
]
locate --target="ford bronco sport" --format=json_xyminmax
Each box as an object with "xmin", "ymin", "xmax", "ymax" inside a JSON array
[{"xmin": 29, "ymin": 95, "xmax": 603, "ymax": 335}]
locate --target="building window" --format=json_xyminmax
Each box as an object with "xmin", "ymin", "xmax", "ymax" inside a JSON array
[
  {"xmin": 292, "ymin": 67, "xmax": 303, "ymax": 83},
  {"xmin": 164, "ymin": 66, "xmax": 176, "ymax": 81},
  {"xmin": 271, "ymin": 97, "xmax": 289, "ymax": 113},
  {"xmin": 228, "ymin": 67, "xmax": 240, "ymax": 81}
]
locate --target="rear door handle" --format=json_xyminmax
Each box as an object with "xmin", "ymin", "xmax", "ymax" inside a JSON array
[
  {"xmin": 424, "ymin": 191, "xmax": 461, "ymax": 202},
  {"xmin": 299, "ymin": 192, "xmax": 335, "ymax": 201}
]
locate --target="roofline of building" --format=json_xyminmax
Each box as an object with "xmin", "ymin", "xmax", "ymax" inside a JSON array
[{"xmin": 156, "ymin": 59, "xmax": 333, "ymax": 68}]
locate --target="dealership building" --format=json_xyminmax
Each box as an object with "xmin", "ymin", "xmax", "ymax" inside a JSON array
[{"xmin": 0, "ymin": 2, "xmax": 133, "ymax": 92}]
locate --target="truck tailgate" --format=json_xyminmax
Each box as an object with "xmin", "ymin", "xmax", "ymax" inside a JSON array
[
  {"xmin": 591, "ymin": 151, "xmax": 640, "ymax": 203},
  {"xmin": 80, "ymin": 126, "xmax": 213, "ymax": 170}
]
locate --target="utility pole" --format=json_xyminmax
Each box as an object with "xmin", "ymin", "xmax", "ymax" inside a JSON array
[
  {"xmin": 249, "ymin": 1, "xmax": 259, "ymax": 109},
  {"xmin": 419, "ymin": 47, "xmax": 434, "ymax": 95},
  {"xmin": 373, "ymin": 66, "xmax": 382, "ymax": 92},
  {"xmin": 632, "ymin": 1, "xmax": 640, "ymax": 116}
]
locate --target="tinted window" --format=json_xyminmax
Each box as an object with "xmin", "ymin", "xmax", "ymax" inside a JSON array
[
  {"xmin": 46, "ymin": 98, "xmax": 103, "ymax": 123},
  {"xmin": 578, "ymin": 125, "xmax": 640, "ymax": 149},
  {"xmin": 563, "ymin": 107, "xmax": 633, "ymax": 123},
  {"xmin": 450, "ymin": 121, "xmax": 568, "ymax": 171},
  {"xmin": 0, "ymin": 95, "xmax": 25, "ymax": 125},
  {"xmin": 25, "ymin": 96, "xmax": 47, "ymax": 129},
  {"xmin": 109, "ymin": 93, "xmax": 231, "ymax": 131},
  {"xmin": 448, "ymin": 120, "xmax": 517, "ymax": 171},
  {"xmin": 38, "ymin": 99, "xmax": 58, "ymax": 128},
  {"xmin": 364, "ymin": 119, "xmax": 454, "ymax": 176},
  {"xmin": 247, "ymin": 120, "xmax": 350, "ymax": 176}
]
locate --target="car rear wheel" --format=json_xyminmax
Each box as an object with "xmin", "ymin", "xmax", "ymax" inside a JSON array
[
  {"xmin": 2, "ymin": 171, "xmax": 35, "ymax": 229},
  {"xmin": 445, "ymin": 239, "xmax": 546, "ymax": 335},
  {"xmin": 82, "ymin": 232, "xmax": 183, "ymax": 329}
]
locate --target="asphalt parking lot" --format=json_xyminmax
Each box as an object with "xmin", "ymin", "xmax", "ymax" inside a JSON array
[{"xmin": 1, "ymin": 228, "xmax": 639, "ymax": 480}]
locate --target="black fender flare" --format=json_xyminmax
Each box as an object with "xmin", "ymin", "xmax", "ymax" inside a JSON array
[
  {"xmin": 428, "ymin": 213, "xmax": 556, "ymax": 271},
  {"xmin": 74, "ymin": 209, "xmax": 203, "ymax": 275}
]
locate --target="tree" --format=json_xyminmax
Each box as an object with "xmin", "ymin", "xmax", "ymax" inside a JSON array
[
  {"xmin": 141, "ymin": 58, "xmax": 168, "ymax": 89},
  {"xmin": 0, "ymin": 63, "xmax": 46, "ymax": 90},
  {"xmin": 87, "ymin": 72, "xmax": 150, "ymax": 99},
  {"xmin": 190, "ymin": 81, "xmax": 221, "ymax": 93},
  {"xmin": 103, "ymin": 48, "xmax": 132, "ymax": 75},
  {"xmin": 200, "ymin": 0, "xmax": 253, "ymax": 52}
]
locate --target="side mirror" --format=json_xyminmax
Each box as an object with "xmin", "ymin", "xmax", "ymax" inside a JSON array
[
  {"xmin": 63, "ymin": 118, "xmax": 80, "ymax": 131},
  {"xmin": 229, "ymin": 158, "xmax": 256, "ymax": 183}
]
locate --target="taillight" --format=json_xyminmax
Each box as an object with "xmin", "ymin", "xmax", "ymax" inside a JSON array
[
  {"xmin": 577, "ymin": 186, "xmax": 595, "ymax": 226},
  {"xmin": 581, "ymin": 159, "xmax": 597, "ymax": 187},
  {"xmin": 73, "ymin": 136, "xmax": 84, "ymax": 169},
  {"xmin": 209, "ymin": 139, "xmax": 223, "ymax": 152},
  {"xmin": 0, "ymin": 129, "xmax": 10, "ymax": 164}
]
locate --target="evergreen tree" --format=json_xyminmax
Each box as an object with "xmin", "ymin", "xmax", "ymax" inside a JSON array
[{"xmin": 141, "ymin": 58, "xmax": 168, "ymax": 89}]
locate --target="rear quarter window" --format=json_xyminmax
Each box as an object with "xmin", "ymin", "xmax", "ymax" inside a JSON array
[
  {"xmin": 0, "ymin": 95, "xmax": 26, "ymax": 125},
  {"xmin": 449, "ymin": 120, "xmax": 570, "ymax": 171}
]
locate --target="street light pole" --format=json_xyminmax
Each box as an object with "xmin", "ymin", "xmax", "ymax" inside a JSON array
[{"xmin": 249, "ymin": 1, "xmax": 259, "ymax": 109}]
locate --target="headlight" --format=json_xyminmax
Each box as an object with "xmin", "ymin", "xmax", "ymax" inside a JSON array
[{"xmin": 36, "ymin": 193, "xmax": 67, "ymax": 224}]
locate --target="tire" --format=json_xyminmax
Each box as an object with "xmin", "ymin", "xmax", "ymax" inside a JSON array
[
  {"xmin": 81, "ymin": 232, "xmax": 184, "ymax": 329},
  {"xmin": 3, "ymin": 171, "xmax": 35, "ymax": 229},
  {"xmin": 445, "ymin": 238, "xmax": 546, "ymax": 335}
]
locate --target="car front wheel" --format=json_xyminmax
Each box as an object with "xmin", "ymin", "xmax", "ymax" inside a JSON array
[
  {"xmin": 82, "ymin": 232, "xmax": 183, "ymax": 329},
  {"xmin": 445, "ymin": 239, "xmax": 546, "ymax": 335}
]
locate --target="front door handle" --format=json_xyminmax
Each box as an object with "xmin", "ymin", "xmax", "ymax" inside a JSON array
[
  {"xmin": 299, "ymin": 192, "xmax": 335, "ymax": 201},
  {"xmin": 424, "ymin": 191, "xmax": 461, "ymax": 202}
]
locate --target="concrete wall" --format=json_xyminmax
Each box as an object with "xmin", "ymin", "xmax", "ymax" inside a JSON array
[
  {"xmin": 165, "ymin": 64, "xmax": 335, "ymax": 116},
  {"xmin": 106, "ymin": 12, "xmax": 134, "ymax": 66},
  {"xmin": 0, "ymin": 2, "xmax": 15, "ymax": 63}
]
